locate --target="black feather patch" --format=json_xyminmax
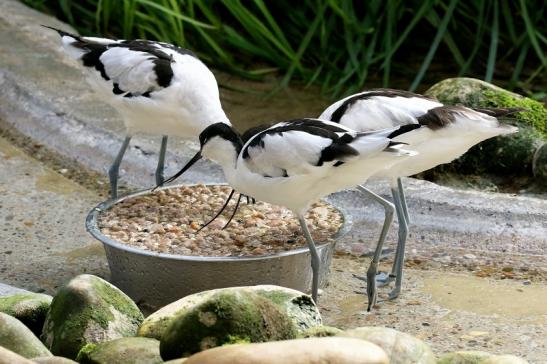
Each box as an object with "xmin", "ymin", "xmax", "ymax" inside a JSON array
[
  {"xmin": 152, "ymin": 59, "xmax": 174, "ymax": 87},
  {"xmin": 81, "ymin": 48, "xmax": 109, "ymax": 80},
  {"xmin": 471, "ymin": 107, "xmax": 525, "ymax": 117},
  {"xmin": 317, "ymin": 144, "xmax": 358, "ymax": 166},
  {"xmin": 387, "ymin": 124, "xmax": 422, "ymax": 138},
  {"xmin": 330, "ymin": 88, "xmax": 434, "ymax": 123},
  {"xmin": 112, "ymin": 83, "xmax": 124, "ymax": 95},
  {"xmin": 416, "ymin": 106, "xmax": 470, "ymax": 129}
]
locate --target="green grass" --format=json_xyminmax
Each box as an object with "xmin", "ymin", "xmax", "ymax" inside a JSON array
[{"xmin": 26, "ymin": 0, "xmax": 546, "ymax": 98}]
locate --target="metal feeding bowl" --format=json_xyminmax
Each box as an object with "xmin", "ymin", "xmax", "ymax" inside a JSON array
[{"xmin": 86, "ymin": 184, "xmax": 351, "ymax": 309}]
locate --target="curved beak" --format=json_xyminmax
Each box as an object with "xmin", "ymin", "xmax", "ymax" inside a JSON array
[{"xmin": 154, "ymin": 150, "xmax": 202, "ymax": 190}]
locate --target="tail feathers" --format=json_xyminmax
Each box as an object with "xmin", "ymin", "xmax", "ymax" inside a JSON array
[
  {"xmin": 472, "ymin": 107, "xmax": 527, "ymax": 118},
  {"xmin": 495, "ymin": 124, "xmax": 519, "ymax": 135},
  {"xmin": 42, "ymin": 25, "xmax": 80, "ymax": 41},
  {"xmin": 385, "ymin": 141, "xmax": 418, "ymax": 157}
]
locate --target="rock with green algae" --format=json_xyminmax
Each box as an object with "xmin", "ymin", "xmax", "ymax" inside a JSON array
[
  {"xmin": 159, "ymin": 290, "xmax": 299, "ymax": 360},
  {"xmin": 182, "ymin": 337, "xmax": 389, "ymax": 364},
  {"xmin": 32, "ymin": 356, "xmax": 78, "ymax": 363},
  {"xmin": 297, "ymin": 325, "xmax": 342, "ymax": 338},
  {"xmin": 0, "ymin": 292, "xmax": 52, "ymax": 336},
  {"xmin": 0, "ymin": 346, "xmax": 35, "ymax": 364},
  {"xmin": 0, "ymin": 312, "xmax": 52, "ymax": 358},
  {"xmin": 437, "ymin": 350, "xmax": 493, "ymax": 363},
  {"xmin": 425, "ymin": 77, "xmax": 546, "ymax": 175},
  {"xmin": 337, "ymin": 326, "xmax": 435, "ymax": 364},
  {"xmin": 40, "ymin": 274, "xmax": 144, "ymax": 360},
  {"xmin": 138, "ymin": 285, "xmax": 321, "ymax": 341},
  {"xmin": 479, "ymin": 355, "xmax": 529, "ymax": 364},
  {"xmin": 75, "ymin": 337, "xmax": 162, "ymax": 364}
]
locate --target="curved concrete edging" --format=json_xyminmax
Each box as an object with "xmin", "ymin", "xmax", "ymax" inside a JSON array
[{"xmin": 0, "ymin": 0, "xmax": 545, "ymax": 261}]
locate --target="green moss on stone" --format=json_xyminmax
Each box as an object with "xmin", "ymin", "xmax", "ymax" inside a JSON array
[
  {"xmin": 425, "ymin": 77, "xmax": 546, "ymax": 176},
  {"xmin": 224, "ymin": 335, "xmax": 252, "ymax": 345},
  {"xmin": 41, "ymin": 275, "xmax": 143, "ymax": 360},
  {"xmin": 297, "ymin": 325, "xmax": 343, "ymax": 338},
  {"xmin": 480, "ymin": 90, "xmax": 547, "ymax": 137},
  {"xmin": 75, "ymin": 343, "xmax": 97, "ymax": 362},
  {"xmin": 0, "ymin": 293, "xmax": 52, "ymax": 336},
  {"xmin": 90, "ymin": 279, "xmax": 143, "ymax": 333},
  {"xmin": 160, "ymin": 291, "xmax": 297, "ymax": 360},
  {"xmin": 76, "ymin": 337, "xmax": 162, "ymax": 364},
  {"xmin": 437, "ymin": 350, "xmax": 492, "ymax": 364}
]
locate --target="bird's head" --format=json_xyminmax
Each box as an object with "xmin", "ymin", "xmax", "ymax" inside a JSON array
[{"xmin": 159, "ymin": 123, "xmax": 243, "ymax": 187}]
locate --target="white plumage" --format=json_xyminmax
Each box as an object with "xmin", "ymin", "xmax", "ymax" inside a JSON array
[
  {"xmin": 163, "ymin": 119, "xmax": 422, "ymax": 303},
  {"xmin": 48, "ymin": 26, "xmax": 230, "ymax": 198},
  {"xmin": 319, "ymin": 88, "xmax": 520, "ymax": 307}
]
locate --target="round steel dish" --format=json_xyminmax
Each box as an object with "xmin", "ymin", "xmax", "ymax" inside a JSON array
[{"xmin": 86, "ymin": 184, "xmax": 351, "ymax": 309}]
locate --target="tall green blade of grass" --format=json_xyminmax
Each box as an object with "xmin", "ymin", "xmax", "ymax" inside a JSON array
[
  {"xmin": 410, "ymin": 0, "xmax": 459, "ymax": 91},
  {"xmin": 485, "ymin": 0, "xmax": 499, "ymax": 82},
  {"xmin": 519, "ymin": 0, "xmax": 547, "ymax": 68}
]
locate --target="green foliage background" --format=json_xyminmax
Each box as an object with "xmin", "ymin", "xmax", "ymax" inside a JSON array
[{"xmin": 26, "ymin": 0, "xmax": 546, "ymax": 98}]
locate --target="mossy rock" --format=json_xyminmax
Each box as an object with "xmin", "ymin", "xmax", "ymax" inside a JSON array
[
  {"xmin": 437, "ymin": 350, "xmax": 493, "ymax": 364},
  {"xmin": 297, "ymin": 325, "xmax": 342, "ymax": 338},
  {"xmin": 0, "ymin": 312, "xmax": 52, "ymax": 358},
  {"xmin": 33, "ymin": 356, "xmax": 79, "ymax": 363},
  {"xmin": 479, "ymin": 355, "xmax": 529, "ymax": 364},
  {"xmin": 41, "ymin": 274, "xmax": 144, "ymax": 360},
  {"xmin": 159, "ymin": 290, "xmax": 298, "ymax": 360},
  {"xmin": 0, "ymin": 346, "xmax": 35, "ymax": 364},
  {"xmin": 425, "ymin": 78, "xmax": 546, "ymax": 136},
  {"xmin": 183, "ymin": 337, "xmax": 389, "ymax": 364},
  {"xmin": 338, "ymin": 326, "xmax": 435, "ymax": 364},
  {"xmin": 139, "ymin": 285, "xmax": 321, "ymax": 340},
  {"xmin": 0, "ymin": 292, "xmax": 52, "ymax": 336},
  {"xmin": 76, "ymin": 337, "xmax": 162, "ymax": 364},
  {"xmin": 425, "ymin": 78, "xmax": 546, "ymax": 176}
]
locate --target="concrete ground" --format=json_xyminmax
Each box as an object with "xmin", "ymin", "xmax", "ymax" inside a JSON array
[{"xmin": 0, "ymin": 0, "xmax": 546, "ymax": 362}]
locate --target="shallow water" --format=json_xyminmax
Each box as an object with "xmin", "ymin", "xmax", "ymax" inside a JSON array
[{"xmin": 422, "ymin": 274, "xmax": 547, "ymax": 323}]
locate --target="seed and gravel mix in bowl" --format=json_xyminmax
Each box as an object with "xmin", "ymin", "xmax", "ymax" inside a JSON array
[{"xmin": 98, "ymin": 184, "xmax": 343, "ymax": 257}]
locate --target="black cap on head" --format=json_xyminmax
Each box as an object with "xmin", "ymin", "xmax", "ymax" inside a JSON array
[{"xmin": 199, "ymin": 123, "xmax": 243, "ymax": 153}]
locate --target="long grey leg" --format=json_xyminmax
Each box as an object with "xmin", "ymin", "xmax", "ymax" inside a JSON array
[
  {"xmin": 389, "ymin": 183, "xmax": 409, "ymax": 300},
  {"xmin": 155, "ymin": 136, "xmax": 168, "ymax": 186},
  {"xmin": 356, "ymin": 185, "xmax": 395, "ymax": 287},
  {"xmin": 397, "ymin": 177, "xmax": 410, "ymax": 223},
  {"xmin": 108, "ymin": 136, "xmax": 131, "ymax": 200},
  {"xmin": 298, "ymin": 215, "xmax": 320, "ymax": 303},
  {"xmin": 363, "ymin": 184, "xmax": 394, "ymax": 311}
]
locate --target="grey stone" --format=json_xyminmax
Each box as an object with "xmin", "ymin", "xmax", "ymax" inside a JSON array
[
  {"xmin": 0, "ymin": 346, "xmax": 35, "ymax": 364},
  {"xmin": 0, "ymin": 312, "xmax": 52, "ymax": 359},
  {"xmin": 338, "ymin": 326, "xmax": 435, "ymax": 364},
  {"xmin": 0, "ymin": 292, "xmax": 52, "ymax": 336},
  {"xmin": 139, "ymin": 285, "xmax": 321, "ymax": 341},
  {"xmin": 183, "ymin": 337, "xmax": 389, "ymax": 364},
  {"xmin": 32, "ymin": 357, "xmax": 78, "ymax": 364},
  {"xmin": 75, "ymin": 337, "xmax": 162, "ymax": 364},
  {"xmin": 479, "ymin": 355, "xmax": 529, "ymax": 364},
  {"xmin": 41, "ymin": 274, "xmax": 144, "ymax": 360},
  {"xmin": 159, "ymin": 289, "xmax": 300, "ymax": 360}
]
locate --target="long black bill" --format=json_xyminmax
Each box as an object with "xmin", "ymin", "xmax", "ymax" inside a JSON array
[
  {"xmin": 197, "ymin": 189, "xmax": 236, "ymax": 233},
  {"xmin": 223, "ymin": 193, "xmax": 242, "ymax": 230},
  {"xmin": 154, "ymin": 151, "xmax": 202, "ymax": 191}
]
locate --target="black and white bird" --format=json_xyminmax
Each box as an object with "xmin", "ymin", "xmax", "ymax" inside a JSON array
[
  {"xmin": 319, "ymin": 89, "xmax": 521, "ymax": 306},
  {"xmin": 46, "ymin": 26, "xmax": 230, "ymax": 199},
  {"xmin": 161, "ymin": 118, "xmax": 422, "ymax": 303}
]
